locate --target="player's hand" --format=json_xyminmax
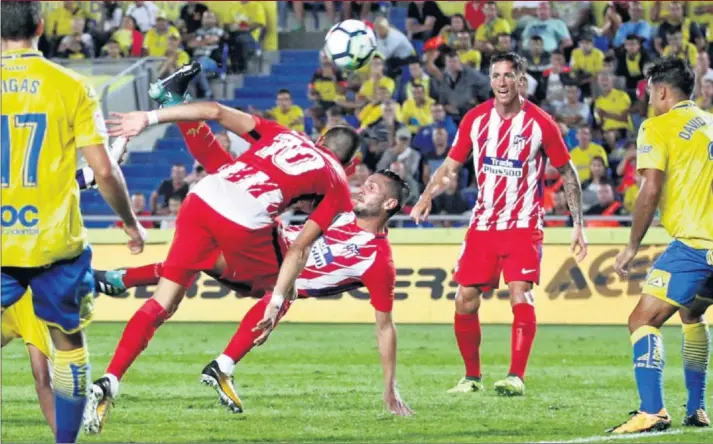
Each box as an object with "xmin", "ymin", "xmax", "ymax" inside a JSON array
[
  {"xmin": 571, "ymin": 224, "xmax": 588, "ymax": 262},
  {"xmin": 252, "ymin": 301, "xmax": 281, "ymax": 346},
  {"xmin": 614, "ymin": 244, "xmax": 637, "ymax": 277},
  {"xmin": 384, "ymin": 388, "xmax": 412, "ymax": 416},
  {"xmin": 410, "ymin": 196, "xmax": 432, "ymax": 224},
  {"xmin": 124, "ymin": 222, "xmax": 147, "ymax": 255},
  {"xmin": 107, "ymin": 112, "xmax": 149, "ymax": 138}
]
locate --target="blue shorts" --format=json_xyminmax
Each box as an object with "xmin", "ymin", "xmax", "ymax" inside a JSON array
[
  {"xmin": 642, "ymin": 240, "xmax": 713, "ymax": 308},
  {"xmin": 1, "ymin": 247, "xmax": 95, "ymax": 333}
]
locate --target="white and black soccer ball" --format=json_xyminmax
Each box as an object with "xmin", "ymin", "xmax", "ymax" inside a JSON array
[{"xmin": 324, "ymin": 19, "xmax": 377, "ymax": 72}]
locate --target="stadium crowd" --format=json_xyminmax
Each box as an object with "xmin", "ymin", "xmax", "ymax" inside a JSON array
[{"xmin": 41, "ymin": 1, "xmax": 713, "ymax": 228}]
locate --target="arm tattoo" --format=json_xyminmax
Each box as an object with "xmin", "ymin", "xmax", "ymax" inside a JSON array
[{"xmin": 557, "ymin": 161, "xmax": 584, "ymax": 226}]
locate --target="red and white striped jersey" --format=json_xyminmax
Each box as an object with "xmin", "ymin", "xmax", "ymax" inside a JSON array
[
  {"xmin": 449, "ymin": 99, "xmax": 570, "ymax": 231},
  {"xmin": 191, "ymin": 116, "xmax": 352, "ymax": 231},
  {"xmin": 279, "ymin": 212, "xmax": 396, "ymax": 313}
]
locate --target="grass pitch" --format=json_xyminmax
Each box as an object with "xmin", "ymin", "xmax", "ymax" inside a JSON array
[{"xmin": 2, "ymin": 323, "xmax": 711, "ymax": 443}]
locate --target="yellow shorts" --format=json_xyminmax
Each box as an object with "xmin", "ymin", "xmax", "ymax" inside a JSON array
[{"xmin": 1, "ymin": 291, "xmax": 52, "ymax": 358}]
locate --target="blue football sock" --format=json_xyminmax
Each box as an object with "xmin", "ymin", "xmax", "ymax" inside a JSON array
[
  {"xmin": 631, "ymin": 326, "xmax": 665, "ymax": 414},
  {"xmin": 53, "ymin": 347, "xmax": 90, "ymax": 444},
  {"xmin": 682, "ymin": 321, "xmax": 710, "ymax": 415}
]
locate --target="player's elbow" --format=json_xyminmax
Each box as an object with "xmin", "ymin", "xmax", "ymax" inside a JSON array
[
  {"xmin": 204, "ymin": 101, "xmax": 223, "ymax": 122},
  {"xmin": 91, "ymin": 159, "xmax": 118, "ymax": 182},
  {"xmin": 286, "ymin": 243, "xmax": 311, "ymax": 264}
]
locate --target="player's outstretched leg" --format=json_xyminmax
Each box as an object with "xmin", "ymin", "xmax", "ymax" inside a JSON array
[
  {"xmin": 149, "ymin": 62, "xmax": 201, "ymax": 106},
  {"xmin": 448, "ymin": 286, "xmax": 484, "ymax": 393},
  {"xmin": 680, "ymin": 303, "xmax": 711, "ymax": 427},
  {"xmin": 94, "ymin": 264, "xmax": 163, "ymax": 296},
  {"xmin": 202, "ymin": 294, "xmax": 293, "ymax": 413}
]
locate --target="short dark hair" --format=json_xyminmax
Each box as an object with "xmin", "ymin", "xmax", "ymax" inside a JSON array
[
  {"xmin": 626, "ymin": 33, "xmax": 640, "ymax": 42},
  {"xmin": 1, "ymin": 1, "xmax": 42, "ymax": 41},
  {"xmin": 666, "ymin": 27, "xmax": 683, "ymax": 37},
  {"xmin": 107, "ymin": 39, "xmax": 120, "ymax": 45},
  {"xmin": 489, "ymin": 52, "xmax": 525, "ymax": 74},
  {"xmin": 375, "ymin": 169, "xmax": 410, "ymax": 217},
  {"xmin": 530, "ymin": 35, "xmax": 544, "ymax": 42},
  {"xmin": 322, "ymin": 126, "xmax": 361, "ymax": 165},
  {"xmin": 411, "ymin": 82, "xmax": 425, "ymax": 91},
  {"xmin": 277, "ymin": 88, "xmax": 292, "ymax": 97},
  {"xmin": 326, "ymin": 106, "xmax": 343, "ymax": 118},
  {"xmin": 647, "ymin": 57, "xmax": 695, "ymax": 98}
]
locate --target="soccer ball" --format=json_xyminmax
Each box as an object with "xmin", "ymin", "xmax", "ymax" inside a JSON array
[{"xmin": 324, "ymin": 20, "xmax": 377, "ymax": 71}]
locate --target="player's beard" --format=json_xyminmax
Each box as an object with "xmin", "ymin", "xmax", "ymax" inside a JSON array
[{"xmin": 353, "ymin": 204, "xmax": 381, "ymax": 218}]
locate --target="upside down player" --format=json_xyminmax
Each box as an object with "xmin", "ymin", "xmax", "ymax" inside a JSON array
[
  {"xmin": 84, "ymin": 63, "xmax": 362, "ymax": 433},
  {"xmin": 610, "ymin": 58, "xmax": 713, "ymax": 433},
  {"xmin": 1, "ymin": 3, "xmax": 145, "ymax": 443},
  {"xmin": 411, "ymin": 52, "xmax": 587, "ymax": 396}
]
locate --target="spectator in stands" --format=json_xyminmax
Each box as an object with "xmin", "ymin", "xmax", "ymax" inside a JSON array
[
  {"xmin": 377, "ymin": 127, "xmax": 421, "ymax": 178},
  {"xmin": 512, "ymin": 1, "xmax": 539, "ymax": 29},
  {"xmin": 180, "ymin": 1, "xmax": 209, "ymax": 35},
  {"xmin": 291, "ymin": 1, "xmax": 337, "ymax": 31},
  {"xmin": 542, "ymin": 160, "xmax": 563, "ymax": 213},
  {"xmin": 613, "ymin": 1, "xmax": 652, "ymax": 50},
  {"xmin": 104, "ymin": 39, "xmax": 123, "ymax": 59},
  {"xmin": 545, "ymin": 190, "xmax": 571, "ymax": 227},
  {"xmin": 475, "ymin": 2, "xmax": 511, "ymax": 58},
  {"xmin": 570, "ymin": 32, "xmax": 604, "ymax": 97},
  {"xmin": 599, "ymin": 3, "xmax": 623, "ymax": 40},
  {"xmin": 57, "ymin": 18, "xmax": 94, "ymax": 59},
  {"xmin": 454, "ymin": 31, "xmax": 482, "ymax": 71},
  {"xmin": 536, "ymin": 51, "xmax": 571, "ymax": 113},
  {"xmin": 126, "ymin": 1, "xmax": 161, "ymax": 33},
  {"xmin": 362, "ymin": 127, "xmax": 390, "ymax": 172},
  {"xmin": 188, "ymin": 10, "xmax": 225, "ymax": 99},
  {"xmin": 374, "ymin": 17, "xmax": 415, "ymax": 78},
  {"xmin": 366, "ymin": 100, "xmax": 404, "ymax": 146},
  {"xmin": 344, "ymin": 1, "xmax": 382, "ymax": 22},
  {"xmin": 521, "ymin": 1, "xmax": 573, "ymax": 53},
  {"xmin": 520, "ymin": 60, "xmax": 539, "ymax": 101},
  {"xmin": 160, "ymin": 196, "xmax": 182, "ymax": 230},
  {"xmin": 320, "ymin": 106, "xmax": 351, "ymax": 137},
  {"xmin": 403, "ymin": 58, "xmax": 433, "ymax": 100},
  {"xmin": 226, "ymin": 1, "xmax": 267, "ymax": 74},
  {"xmin": 581, "ymin": 156, "xmax": 609, "ymax": 195},
  {"xmin": 552, "ymin": 2, "xmax": 592, "ymax": 39},
  {"xmin": 556, "ymin": 84, "xmax": 590, "ymax": 127},
  {"xmin": 350, "ymin": 163, "xmax": 371, "ymax": 192},
  {"xmin": 157, "ymin": 35, "xmax": 190, "ymax": 79},
  {"xmin": 695, "ymin": 52, "xmax": 713, "ymax": 84},
  {"xmin": 525, "ymin": 35, "xmax": 551, "ymax": 85},
  {"xmin": 407, "ymin": 1, "xmax": 449, "ymax": 42},
  {"xmin": 585, "ymin": 182, "xmax": 624, "ymax": 228},
  {"xmin": 360, "ymin": 87, "xmax": 402, "ymax": 129},
  {"xmin": 696, "ymin": 78, "xmax": 713, "ymax": 112},
  {"xmin": 655, "ymin": 1, "xmax": 705, "ymax": 55},
  {"xmin": 429, "ymin": 102, "xmax": 457, "ymax": 137},
  {"xmin": 401, "ymin": 83, "xmax": 434, "ymax": 134},
  {"xmin": 426, "ymin": 49, "xmax": 489, "ymax": 121},
  {"xmin": 111, "ymin": 16, "xmax": 143, "ymax": 57},
  {"xmin": 440, "ymin": 13, "xmax": 470, "ymax": 47},
  {"xmin": 494, "ymin": 32, "xmax": 513, "ymax": 53},
  {"xmin": 143, "ymin": 12, "xmax": 181, "ymax": 57},
  {"xmin": 99, "ymin": 2, "xmax": 125, "ymax": 35},
  {"xmin": 114, "ymin": 193, "xmax": 153, "ymax": 230},
  {"xmin": 266, "ymin": 89, "xmax": 305, "ymax": 132},
  {"xmin": 594, "ymin": 71, "xmax": 632, "ymax": 136},
  {"xmin": 151, "ymin": 164, "xmax": 189, "ymax": 217},
  {"xmin": 423, "ymin": 127, "xmax": 449, "ymax": 162},
  {"xmin": 616, "ymin": 141, "xmax": 637, "ymax": 194},
  {"xmin": 356, "ymin": 55, "xmax": 396, "ymax": 106},
  {"xmin": 432, "ymin": 174, "xmax": 469, "ymax": 221},
  {"xmin": 215, "ymin": 131, "xmax": 234, "ymax": 156},
  {"xmin": 570, "ymin": 126, "xmax": 609, "ymax": 183},
  {"xmin": 663, "ymin": 28, "xmax": 699, "ymax": 66},
  {"xmin": 616, "ymin": 35, "xmax": 650, "ymax": 99},
  {"xmin": 185, "ymin": 163, "xmax": 208, "ymax": 189},
  {"xmin": 388, "ymin": 160, "xmax": 420, "ymax": 206},
  {"xmin": 47, "ymin": 1, "xmax": 89, "ymax": 52}
]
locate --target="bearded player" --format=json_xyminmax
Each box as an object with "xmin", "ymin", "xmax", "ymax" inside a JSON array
[
  {"xmin": 411, "ymin": 52, "xmax": 587, "ymax": 396},
  {"xmin": 609, "ymin": 58, "xmax": 712, "ymax": 434},
  {"xmin": 84, "ymin": 63, "xmax": 360, "ymax": 433}
]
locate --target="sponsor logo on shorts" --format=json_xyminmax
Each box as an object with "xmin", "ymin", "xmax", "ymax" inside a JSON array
[
  {"xmin": 521, "ymin": 268, "xmax": 536, "ymax": 274},
  {"xmin": 312, "ymin": 237, "xmax": 335, "ymax": 268},
  {"xmin": 483, "ymin": 157, "xmax": 523, "ymax": 178},
  {"xmin": 646, "ymin": 275, "xmax": 666, "ymax": 288}
]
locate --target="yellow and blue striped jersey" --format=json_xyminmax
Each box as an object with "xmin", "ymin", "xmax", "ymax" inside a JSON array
[
  {"xmin": 636, "ymin": 100, "xmax": 713, "ymax": 249},
  {"xmin": 1, "ymin": 48, "xmax": 107, "ymax": 267}
]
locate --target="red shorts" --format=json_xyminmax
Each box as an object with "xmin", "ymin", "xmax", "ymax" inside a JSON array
[
  {"xmin": 453, "ymin": 228, "xmax": 543, "ymax": 292},
  {"xmin": 162, "ymin": 194, "xmax": 281, "ymax": 288}
]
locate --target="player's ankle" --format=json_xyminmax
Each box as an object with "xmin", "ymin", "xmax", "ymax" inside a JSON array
[
  {"xmin": 465, "ymin": 375, "xmax": 481, "ymax": 382},
  {"xmin": 215, "ymin": 354, "xmax": 236, "ymax": 375},
  {"xmin": 104, "ymin": 373, "xmax": 120, "ymax": 396}
]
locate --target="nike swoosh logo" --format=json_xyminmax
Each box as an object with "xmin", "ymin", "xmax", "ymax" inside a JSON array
[{"xmin": 521, "ymin": 268, "xmax": 536, "ymax": 274}]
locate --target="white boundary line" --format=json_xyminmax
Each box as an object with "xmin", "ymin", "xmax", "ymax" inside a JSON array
[{"xmin": 541, "ymin": 427, "xmax": 712, "ymax": 443}]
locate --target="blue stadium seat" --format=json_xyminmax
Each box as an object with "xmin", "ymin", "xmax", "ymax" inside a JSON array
[
  {"xmin": 304, "ymin": 115, "xmax": 314, "ymax": 135},
  {"xmin": 344, "ymin": 114, "xmax": 359, "ymax": 128},
  {"xmin": 154, "ymin": 138, "xmax": 187, "ymax": 151}
]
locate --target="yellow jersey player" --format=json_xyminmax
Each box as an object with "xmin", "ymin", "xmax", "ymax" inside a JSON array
[
  {"xmin": 611, "ymin": 57, "xmax": 713, "ymax": 434},
  {"xmin": 1, "ymin": 3, "xmax": 145, "ymax": 442}
]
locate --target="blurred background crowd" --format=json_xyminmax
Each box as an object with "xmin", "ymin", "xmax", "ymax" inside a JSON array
[{"xmin": 43, "ymin": 1, "xmax": 713, "ymax": 228}]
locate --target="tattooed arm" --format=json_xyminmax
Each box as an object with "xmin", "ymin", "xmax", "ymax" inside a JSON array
[{"xmin": 557, "ymin": 160, "xmax": 588, "ymax": 261}]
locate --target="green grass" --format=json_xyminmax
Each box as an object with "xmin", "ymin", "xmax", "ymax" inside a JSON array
[{"xmin": 2, "ymin": 324, "xmax": 711, "ymax": 443}]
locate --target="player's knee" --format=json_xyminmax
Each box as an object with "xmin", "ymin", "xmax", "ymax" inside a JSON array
[
  {"xmin": 455, "ymin": 286, "xmax": 481, "ymax": 313},
  {"xmin": 31, "ymin": 366, "xmax": 51, "ymax": 390},
  {"xmin": 508, "ymin": 284, "xmax": 535, "ymax": 307}
]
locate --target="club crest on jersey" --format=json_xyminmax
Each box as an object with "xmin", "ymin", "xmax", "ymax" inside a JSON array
[
  {"xmin": 344, "ymin": 243, "xmax": 360, "ymax": 258},
  {"xmin": 312, "ymin": 237, "xmax": 335, "ymax": 268},
  {"xmin": 512, "ymin": 134, "xmax": 528, "ymax": 155},
  {"xmin": 483, "ymin": 157, "xmax": 523, "ymax": 177}
]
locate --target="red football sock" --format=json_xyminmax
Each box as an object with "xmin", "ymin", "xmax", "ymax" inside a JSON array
[
  {"xmin": 454, "ymin": 312, "xmax": 482, "ymax": 379},
  {"xmin": 177, "ymin": 121, "xmax": 234, "ymax": 174},
  {"xmin": 509, "ymin": 303, "xmax": 537, "ymax": 380},
  {"xmin": 223, "ymin": 295, "xmax": 291, "ymax": 363},
  {"xmin": 122, "ymin": 263, "xmax": 163, "ymax": 288},
  {"xmin": 106, "ymin": 299, "xmax": 170, "ymax": 380}
]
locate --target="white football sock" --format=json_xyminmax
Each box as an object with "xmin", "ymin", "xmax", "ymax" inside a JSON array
[{"xmin": 215, "ymin": 354, "xmax": 235, "ymax": 375}]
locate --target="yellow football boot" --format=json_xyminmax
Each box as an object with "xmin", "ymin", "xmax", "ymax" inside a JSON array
[{"xmin": 607, "ymin": 409, "xmax": 672, "ymax": 434}]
